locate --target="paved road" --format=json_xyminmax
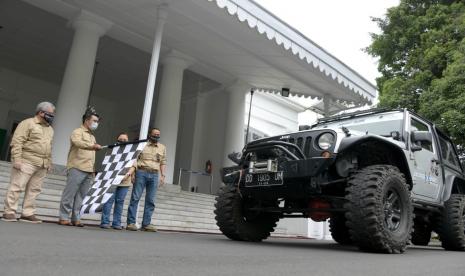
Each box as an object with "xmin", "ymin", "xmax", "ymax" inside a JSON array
[{"xmin": 1, "ymin": 221, "xmax": 464, "ymax": 276}]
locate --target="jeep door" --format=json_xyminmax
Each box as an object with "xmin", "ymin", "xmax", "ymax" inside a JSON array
[{"xmin": 409, "ymin": 115, "xmax": 442, "ymax": 201}]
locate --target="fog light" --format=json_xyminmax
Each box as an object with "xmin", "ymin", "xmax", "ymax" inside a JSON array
[{"xmin": 321, "ymin": 151, "xmax": 331, "ymax": 158}]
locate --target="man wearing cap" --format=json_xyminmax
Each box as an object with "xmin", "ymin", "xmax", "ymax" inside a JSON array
[
  {"xmin": 125, "ymin": 127, "xmax": 166, "ymax": 232},
  {"xmin": 58, "ymin": 107, "xmax": 102, "ymax": 226},
  {"xmin": 2, "ymin": 102, "xmax": 55, "ymax": 223}
]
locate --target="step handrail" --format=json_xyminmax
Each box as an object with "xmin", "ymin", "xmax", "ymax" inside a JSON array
[{"xmin": 177, "ymin": 168, "xmax": 213, "ymax": 194}]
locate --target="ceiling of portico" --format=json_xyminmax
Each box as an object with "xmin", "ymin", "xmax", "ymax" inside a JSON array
[
  {"xmin": 4, "ymin": 0, "xmax": 376, "ymax": 107},
  {"xmin": 0, "ymin": 0, "xmax": 220, "ymax": 103}
]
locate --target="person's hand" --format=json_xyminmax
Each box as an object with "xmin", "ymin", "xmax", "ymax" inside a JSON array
[
  {"xmin": 47, "ymin": 165, "xmax": 53, "ymax": 173},
  {"xmin": 93, "ymin": 144, "xmax": 102, "ymax": 151},
  {"xmin": 124, "ymin": 168, "xmax": 135, "ymax": 180},
  {"xmin": 159, "ymin": 175, "xmax": 165, "ymax": 187},
  {"xmin": 13, "ymin": 161, "xmax": 22, "ymax": 170}
]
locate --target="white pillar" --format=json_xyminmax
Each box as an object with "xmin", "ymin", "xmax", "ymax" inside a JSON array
[
  {"xmin": 323, "ymin": 220, "xmax": 333, "ymax": 240},
  {"xmin": 308, "ymin": 219, "xmax": 324, "ymax": 239},
  {"xmin": 190, "ymin": 93, "xmax": 207, "ymax": 171},
  {"xmin": 52, "ymin": 11, "xmax": 112, "ymax": 165},
  {"xmin": 223, "ymin": 83, "xmax": 248, "ymax": 166},
  {"xmin": 154, "ymin": 51, "xmax": 192, "ymax": 183},
  {"xmin": 323, "ymin": 94, "xmax": 331, "ymax": 118},
  {"xmin": 139, "ymin": 5, "xmax": 168, "ymax": 139}
]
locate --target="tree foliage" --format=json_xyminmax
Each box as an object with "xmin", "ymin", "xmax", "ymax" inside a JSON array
[{"xmin": 367, "ymin": 0, "xmax": 465, "ymax": 148}]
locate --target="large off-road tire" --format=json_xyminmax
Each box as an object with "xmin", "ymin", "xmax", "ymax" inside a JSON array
[
  {"xmin": 329, "ymin": 214, "xmax": 352, "ymax": 245},
  {"xmin": 411, "ymin": 219, "xmax": 432, "ymax": 246},
  {"xmin": 214, "ymin": 185, "xmax": 279, "ymax": 242},
  {"xmin": 436, "ymin": 194, "xmax": 465, "ymax": 251},
  {"xmin": 345, "ymin": 165, "xmax": 414, "ymax": 253}
]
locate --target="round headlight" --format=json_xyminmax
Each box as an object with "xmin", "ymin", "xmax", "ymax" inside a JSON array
[{"xmin": 318, "ymin": 133, "xmax": 335, "ymax": 150}]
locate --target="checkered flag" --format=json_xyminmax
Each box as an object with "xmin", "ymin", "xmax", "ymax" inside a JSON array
[{"xmin": 80, "ymin": 141, "xmax": 146, "ymax": 215}]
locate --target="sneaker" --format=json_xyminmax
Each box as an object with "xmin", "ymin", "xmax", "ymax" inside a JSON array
[
  {"xmin": 1, "ymin": 213, "xmax": 17, "ymax": 222},
  {"xmin": 58, "ymin": 219, "xmax": 71, "ymax": 226},
  {"xmin": 112, "ymin": 225, "xmax": 123, "ymax": 230},
  {"xmin": 100, "ymin": 224, "xmax": 110, "ymax": 229},
  {"xmin": 19, "ymin": 215, "xmax": 42, "ymax": 224},
  {"xmin": 142, "ymin": 224, "xmax": 157, "ymax": 232},
  {"xmin": 126, "ymin": 224, "xmax": 138, "ymax": 231},
  {"xmin": 72, "ymin": 221, "xmax": 84, "ymax": 227}
]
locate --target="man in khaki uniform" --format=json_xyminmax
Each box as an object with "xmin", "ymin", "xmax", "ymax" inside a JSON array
[
  {"xmin": 126, "ymin": 128, "xmax": 166, "ymax": 232},
  {"xmin": 58, "ymin": 108, "xmax": 102, "ymax": 226},
  {"xmin": 2, "ymin": 102, "xmax": 55, "ymax": 223}
]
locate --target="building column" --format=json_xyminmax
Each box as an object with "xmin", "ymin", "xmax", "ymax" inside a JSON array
[
  {"xmin": 52, "ymin": 11, "xmax": 112, "ymax": 165},
  {"xmin": 154, "ymin": 51, "xmax": 192, "ymax": 184},
  {"xmin": 139, "ymin": 5, "xmax": 168, "ymax": 139},
  {"xmin": 223, "ymin": 82, "xmax": 249, "ymax": 166},
  {"xmin": 323, "ymin": 94, "xmax": 331, "ymax": 117}
]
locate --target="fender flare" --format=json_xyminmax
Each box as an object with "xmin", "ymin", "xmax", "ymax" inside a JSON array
[{"xmin": 337, "ymin": 135, "xmax": 413, "ymax": 188}]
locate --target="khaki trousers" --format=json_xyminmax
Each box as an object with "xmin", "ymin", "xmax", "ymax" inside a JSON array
[{"xmin": 3, "ymin": 162, "xmax": 47, "ymax": 216}]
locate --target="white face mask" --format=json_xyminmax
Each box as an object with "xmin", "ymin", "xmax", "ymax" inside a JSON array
[{"xmin": 90, "ymin": 122, "xmax": 99, "ymax": 131}]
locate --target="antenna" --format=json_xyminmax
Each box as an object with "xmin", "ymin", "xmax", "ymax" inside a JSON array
[{"xmin": 245, "ymin": 89, "xmax": 255, "ymax": 143}]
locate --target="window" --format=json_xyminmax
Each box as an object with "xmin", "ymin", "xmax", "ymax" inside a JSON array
[
  {"xmin": 438, "ymin": 135, "xmax": 461, "ymax": 170},
  {"xmin": 411, "ymin": 118, "xmax": 433, "ymax": 152}
]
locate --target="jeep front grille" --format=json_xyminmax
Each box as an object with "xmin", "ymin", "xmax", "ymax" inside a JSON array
[{"xmin": 280, "ymin": 136, "xmax": 312, "ymax": 157}]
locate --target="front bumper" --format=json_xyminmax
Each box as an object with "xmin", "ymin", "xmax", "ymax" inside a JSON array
[{"xmin": 221, "ymin": 157, "xmax": 336, "ymax": 185}]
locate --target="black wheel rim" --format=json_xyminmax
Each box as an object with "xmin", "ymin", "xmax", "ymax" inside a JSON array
[{"xmin": 384, "ymin": 189, "xmax": 402, "ymax": 231}]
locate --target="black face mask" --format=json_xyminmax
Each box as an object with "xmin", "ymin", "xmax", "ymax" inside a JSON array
[
  {"xmin": 148, "ymin": 135, "xmax": 160, "ymax": 142},
  {"xmin": 117, "ymin": 140, "xmax": 126, "ymax": 143},
  {"xmin": 42, "ymin": 112, "xmax": 55, "ymax": 124}
]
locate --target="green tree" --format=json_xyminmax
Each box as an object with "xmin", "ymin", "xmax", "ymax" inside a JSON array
[{"xmin": 367, "ymin": 0, "xmax": 465, "ymax": 148}]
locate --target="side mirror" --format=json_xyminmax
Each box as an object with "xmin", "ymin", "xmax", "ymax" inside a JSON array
[
  {"xmin": 410, "ymin": 131, "xmax": 432, "ymax": 152},
  {"xmin": 411, "ymin": 143, "xmax": 422, "ymax": 152},
  {"xmin": 227, "ymin": 152, "xmax": 242, "ymax": 164},
  {"xmin": 411, "ymin": 131, "xmax": 432, "ymax": 143}
]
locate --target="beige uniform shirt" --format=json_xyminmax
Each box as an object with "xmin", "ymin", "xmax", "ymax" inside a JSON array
[
  {"xmin": 135, "ymin": 141, "xmax": 167, "ymax": 172},
  {"xmin": 119, "ymin": 174, "xmax": 132, "ymax": 187},
  {"xmin": 66, "ymin": 125, "xmax": 96, "ymax": 173},
  {"xmin": 10, "ymin": 117, "xmax": 54, "ymax": 168}
]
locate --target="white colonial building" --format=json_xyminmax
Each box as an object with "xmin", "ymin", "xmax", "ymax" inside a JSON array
[{"xmin": 0, "ymin": 0, "xmax": 377, "ymax": 235}]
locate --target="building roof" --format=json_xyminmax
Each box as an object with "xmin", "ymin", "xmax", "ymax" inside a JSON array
[
  {"xmin": 20, "ymin": 0, "xmax": 378, "ymax": 105},
  {"xmin": 209, "ymin": 0, "xmax": 377, "ymax": 103}
]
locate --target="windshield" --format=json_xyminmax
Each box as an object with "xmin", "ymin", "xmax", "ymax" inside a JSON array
[{"xmin": 313, "ymin": 111, "xmax": 404, "ymax": 136}]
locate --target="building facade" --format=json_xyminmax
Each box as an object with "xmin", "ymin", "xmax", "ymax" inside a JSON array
[{"xmin": 0, "ymin": 0, "xmax": 377, "ymax": 196}]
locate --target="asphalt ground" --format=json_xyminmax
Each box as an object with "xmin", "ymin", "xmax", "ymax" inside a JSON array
[{"xmin": 1, "ymin": 221, "xmax": 464, "ymax": 276}]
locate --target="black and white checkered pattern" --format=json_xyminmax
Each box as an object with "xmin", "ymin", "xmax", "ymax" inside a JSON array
[{"xmin": 80, "ymin": 142, "xmax": 146, "ymax": 215}]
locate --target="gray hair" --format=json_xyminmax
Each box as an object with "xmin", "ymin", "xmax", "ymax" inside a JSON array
[{"xmin": 36, "ymin": 102, "xmax": 55, "ymax": 114}]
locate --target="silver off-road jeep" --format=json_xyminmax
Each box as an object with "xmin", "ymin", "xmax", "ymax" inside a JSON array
[{"xmin": 215, "ymin": 108, "xmax": 465, "ymax": 253}]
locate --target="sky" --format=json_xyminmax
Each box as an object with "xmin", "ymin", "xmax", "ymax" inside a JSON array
[
  {"xmin": 253, "ymin": 0, "xmax": 400, "ymax": 124},
  {"xmin": 254, "ymin": 0, "xmax": 400, "ymax": 85}
]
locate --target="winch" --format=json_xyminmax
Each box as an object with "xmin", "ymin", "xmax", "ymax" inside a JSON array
[{"xmin": 248, "ymin": 159, "xmax": 278, "ymax": 173}]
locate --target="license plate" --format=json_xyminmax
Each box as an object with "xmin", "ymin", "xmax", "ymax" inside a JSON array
[{"xmin": 244, "ymin": 171, "xmax": 284, "ymax": 187}]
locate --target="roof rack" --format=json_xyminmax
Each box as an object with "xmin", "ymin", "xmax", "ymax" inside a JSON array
[{"xmin": 314, "ymin": 108, "xmax": 403, "ymax": 125}]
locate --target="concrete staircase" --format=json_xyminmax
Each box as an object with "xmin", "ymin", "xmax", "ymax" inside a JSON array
[
  {"xmin": 0, "ymin": 161, "xmax": 220, "ymax": 233},
  {"xmin": 0, "ymin": 161, "xmax": 299, "ymax": 236}
]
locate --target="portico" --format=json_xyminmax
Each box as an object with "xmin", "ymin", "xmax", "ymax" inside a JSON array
[{"xmin": 0, "ymin": 0, "xmax": 377, "ymax": 194}]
